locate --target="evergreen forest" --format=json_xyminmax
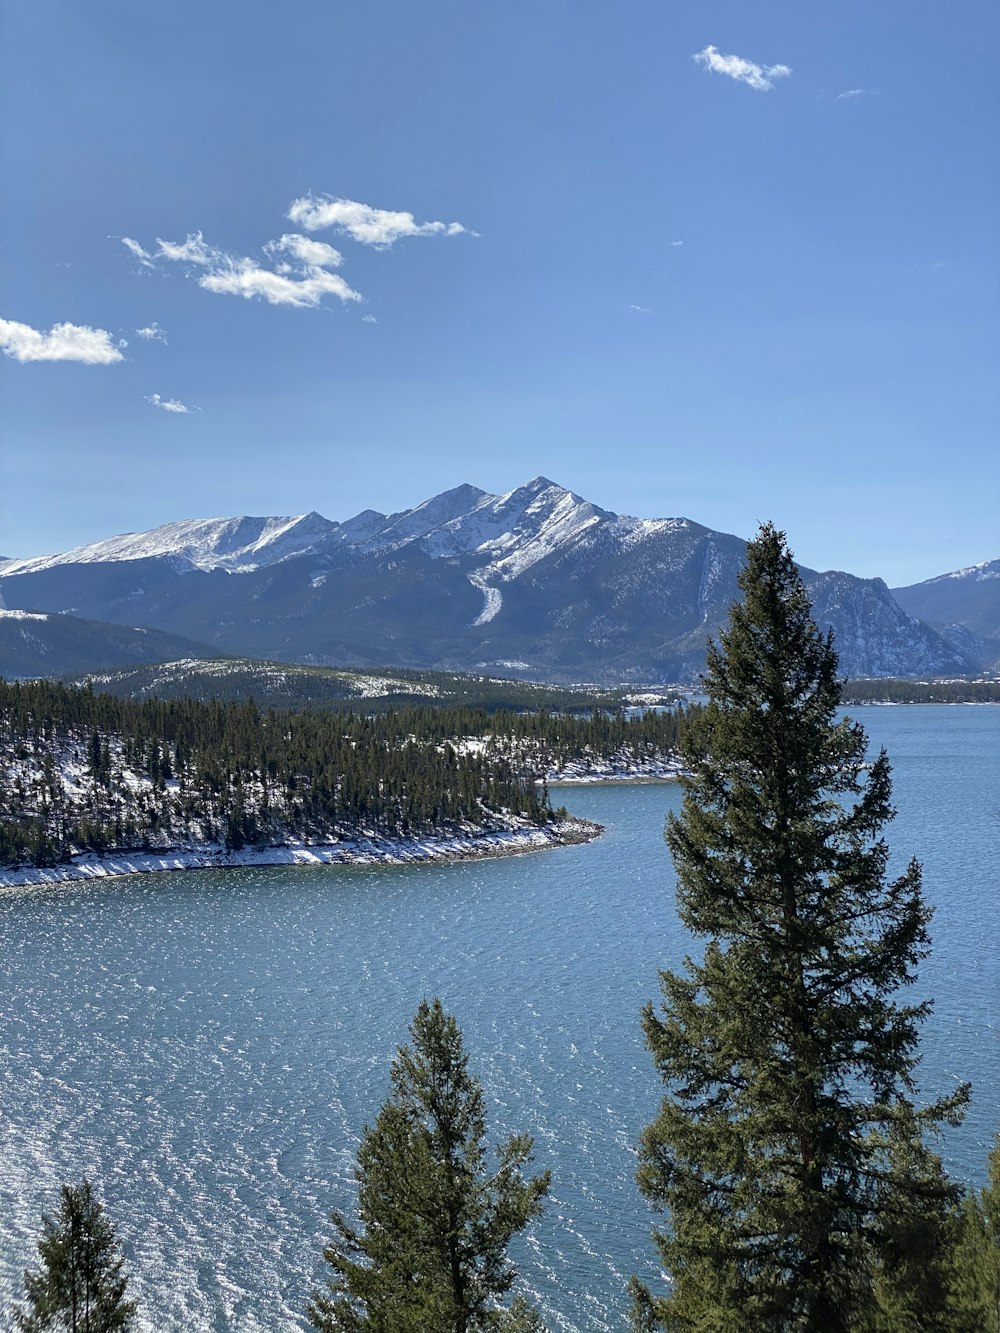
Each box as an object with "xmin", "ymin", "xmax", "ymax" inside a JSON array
[
  {"xmin": 841, "ymin": 677, "xmax": 1000, "ymax": 704},
  {"xmin": 0, "ymin": 678, "xmax": 685, "ymax": 869}
]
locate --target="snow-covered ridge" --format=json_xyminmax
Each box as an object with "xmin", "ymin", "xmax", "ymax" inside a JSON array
[
  {"xmin": 930, "ymin": 558, "xmax": 1000, "ymax": 584},
  {"xmin": 1, "ymin": 512, "xmax": 341, "ymax": 576},
  {"xmin": 0, "ymin": 608, "xmax": 49, "ymax": 621},
  {"xmin": 0, "ymin": 477, "xmax": 698, "ymax": 587},
  {"xmin": 418, "ymin": 477, "xmax": 607, "ymax": 573}
]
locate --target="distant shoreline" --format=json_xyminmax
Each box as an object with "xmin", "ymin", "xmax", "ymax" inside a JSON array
[{"xmin": 0, "ymin": 817, "xmax": 602, "ymax": 891}]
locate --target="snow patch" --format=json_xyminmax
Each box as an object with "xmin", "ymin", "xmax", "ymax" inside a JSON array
[
  {"xmin": 0, "ymin": 512, "xmax": 340, "ymax": 577},
  {"xmin": 468, "ymin": 572, "xmax": 502, "ymax": 626}
]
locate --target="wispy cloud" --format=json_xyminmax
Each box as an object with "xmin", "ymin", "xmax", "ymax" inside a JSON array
[
  {"xmin": 693, "ymin": 44, "xmax": 791, "ymax": 92},
  {"xmin": 362, "ymin": 313, "xmax": 378, "ymax": 324},
  {"xmin": 120, "ymin": 196, "xmax": 470, "ymax": 313},
  {"xmin": 155, "ymin": 232, "xmax": 218, "ymax": 266},
  {"xmin": 287, "ymin": 194, "xmax": 471, "ymax": 247},
  {"xmin": 199, "ymin": 260, "xmax": 361, "ymax": 307},
  {"xmin": 836, "ymin": 88, "xmax": 876, "ymax": 100},
  {"xmin": 0, "ymin": 317, "xmax": 125, "ymax": 364},
  {"xmin": 119, "ymin": 236, "xmax": 156, "ymax": 269},
  {"xmin": 628, "ymin": 304, "xmax": 653, "ymax": 314},
  {"xmin": 145, "ymin": 393, "xmax": 194, "ymax": 414},
  {"xmin": 670, "ymin": 240, "xmax": 684, "ymax": 247},
  {"xmin": 132, "ymin": 230, "xmax": 362, "ymax": 308},
  {"xmin": 135, "ymin": 322, "xmax": 167, "ymax": 342}
]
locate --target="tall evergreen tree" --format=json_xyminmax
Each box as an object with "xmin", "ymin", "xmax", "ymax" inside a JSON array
[
  {"xmin": 15, "ymin": 1179, "xmax": 137, "ymax": 1332},
  {"xmin": 308, "ymin": 998, "xmax": 550, "ymax": 1333},
  {"xmin": 632, "ymin": 524, "xmax": 968, "ymax": 1332}
]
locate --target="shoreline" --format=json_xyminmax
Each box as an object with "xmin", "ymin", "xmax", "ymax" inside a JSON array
[
  {"xmin": 543, "ymin": 758, "xmax": 683, "ymax": 785},
  {"xmin": 547, "ymin": 772, "xmax": 681, "ymax": 786},
  {"xmin": 0, "ymin": 817, "xmax": 602, "ymax": 890}
]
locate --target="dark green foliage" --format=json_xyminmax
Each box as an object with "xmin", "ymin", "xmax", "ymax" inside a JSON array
[
  {"xmin": 634, "ymin": 524, "xmax": 968, "ymax": 1332},
  {"xmin": 841, "ymin": 678, "xmax": 1000, "ymax": 704},
  {"xmin": 308, "ymin": 999, "xmax": 550, "ymax": 1333},
  {"xmin": 15, "ymin": 1179, "xmax": 136, "ymax": 1332},
  {"xmin": 946, "ymin": 1136, "xmax": 1000, "ymax": 1331},
  {"xmin": 859, "ymin": 1132, "xmax": 963, "ymax": 1332},
  {"xmin": 0, "ymin": 678, "xmax": 684, "ymax": 868}
]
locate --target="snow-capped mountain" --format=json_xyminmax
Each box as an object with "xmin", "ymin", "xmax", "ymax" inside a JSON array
[
  {"xmin": 893, "ymin": 559, "xmax": 1000, "ymax": 651},
  {"xmin": 0, "ymin": 511, "xmax": 341, "ymax": 576},
  {"xmin": 0, "ymin": 478, "xmax": 990, "ymax": 682}
]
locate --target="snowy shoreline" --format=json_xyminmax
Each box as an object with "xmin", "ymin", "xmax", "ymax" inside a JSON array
[
  {"xmin": 544, "ymin": 758, "xmax": 683, "ymax": 785},
  {"xmin": 0, "ymin": 818, "xmax": 602, "ymax": 890}
]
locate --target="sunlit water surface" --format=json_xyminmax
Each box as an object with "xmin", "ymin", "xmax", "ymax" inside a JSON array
[{"xmin": 1, "ymin": 706, "xmax": 997, "ymax": 1330}]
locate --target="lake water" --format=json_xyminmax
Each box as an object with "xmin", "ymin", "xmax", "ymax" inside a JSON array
[{"xmin": 1, "ymin": 706, "xmax": 998, "ymax": 1331}]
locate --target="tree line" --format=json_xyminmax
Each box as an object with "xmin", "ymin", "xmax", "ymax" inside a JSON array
[
  {"xmin": 841, "ymin": 678, "xmax": 1000, "ymax": 704},
  {"xmin": 0, "ymin": 688, "xmax": 686, "ymax": 869}
]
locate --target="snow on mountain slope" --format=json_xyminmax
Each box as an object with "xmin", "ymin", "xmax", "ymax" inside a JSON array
[
  {"xmin": 421, "ymin": 477, "xmax": 606, "ymax": 566},
  {"xmin": 891, "ymin": 557, "xmax": 1000, "ymax": 647},
  {"xmin": 361, "ymin": 483, "xmax": 489, "ymax": 552},
  {"xmin": 3, "ymin": 479, "xmax": 992, "ymax": 681},
  {"xmin": 1, "ymin": 512, "xmax": 341, "ymax": 576},
  {"xmin": 917, "ymin": 558, "xmax": 1000, "ymax": 584},
  {"xmin": 468, "ymin": 571, "xmax": 503, "ymax": 626},
  {"xmin": 0, "ymin": 478, "xmax": 646, "ymax": 586}
]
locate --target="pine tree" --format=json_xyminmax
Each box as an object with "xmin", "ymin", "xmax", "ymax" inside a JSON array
[
  {"xmin": 632, "ymin": 524, "xmax": 968, "ymax": 1333},
  {"xmin": 308, "ymin": 998, "xmax": 550, "ymax": 1333},
  {"xmin": 15, "ymin": 1179, "xmax": 137, "ymax": 1332},
  {"xmin": 947, "ymin": 1134, "xmax": 1000, "ymax": 1331}
]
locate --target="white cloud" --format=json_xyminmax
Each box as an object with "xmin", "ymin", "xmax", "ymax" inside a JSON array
[
  {"xmin": 670, "ymin": 239, "xmax": 684, "ymax": 247},
  {"xmin": 0, "ymin": 317, "xmax": 125, "ymax": 364},
  {"xmin": 141, "ymin": 233, "xmax": 365, "ymax": 310},
  {"xmin": 144, "ymin": 229, "xmax": 363, "ymax": 308},
  {"xmin": 265, "ymin": 233, "xmax": 344, "ymax": 269},
  {"xmin": 628, "ymin": 304, "xmax": 652, "ymax": 313},
  {"xmin": 145, "ymin": 393, "xmax": 193, "ymax": 414},
  {"xmin": 836, "ymin": 88, "xmax": 876, "ymax": 100},
  {"xmin": 287, "ymin": 194, "xmax": 470, "ymax": 247},
  {"xmin": 120, "ymin": 236, "xmax": 156, "ymax": 268},
  {"xmin": 199, "ymin": 259, "xmax": 362, "ymax": 307},
  {"xmin": 155, "ymin": 232, "xmax": 220, "ymax": 266},
  {"xmin": 693, "ymin": 44, "xmax": 791, "ymax": 92},
  {"xmin": 362, "ymin": 313, "xmax": 378, "ymax": 324},
  {"xmin": 135, "ymin": 322, "xmax": 167, "ymax": 342}
]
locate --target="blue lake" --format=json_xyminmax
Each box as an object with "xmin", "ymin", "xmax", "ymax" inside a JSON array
[{"xmin": 1, "ymin": 705, "xmax": 998, "ymax": 1331}]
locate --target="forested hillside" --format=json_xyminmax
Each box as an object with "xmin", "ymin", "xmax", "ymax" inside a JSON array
[
  {"xmin": 0, "ymin": 680, "xmax": 684, "ymax": 870},
  {"xmin": 841, "ymin": 677, "xmax": 1000, "ymax": 704},
  {"xmin": 66, "ymin": 655, "xmax": 674, "ymax": 715}
]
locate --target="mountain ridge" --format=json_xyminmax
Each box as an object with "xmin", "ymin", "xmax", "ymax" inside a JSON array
[{"xmin": 1, "ymin": 479, "xmax": 995, "ymax": 683}]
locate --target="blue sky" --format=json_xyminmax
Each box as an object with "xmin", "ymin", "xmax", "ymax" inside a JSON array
[{"xmin": 1, "ymin": 0, "xmax": 997, "ymax": 585}]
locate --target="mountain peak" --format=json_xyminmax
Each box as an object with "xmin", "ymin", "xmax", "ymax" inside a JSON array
[{"xmin": 1, "ymin": 480, "xmax": 992, "ymax": 682}]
